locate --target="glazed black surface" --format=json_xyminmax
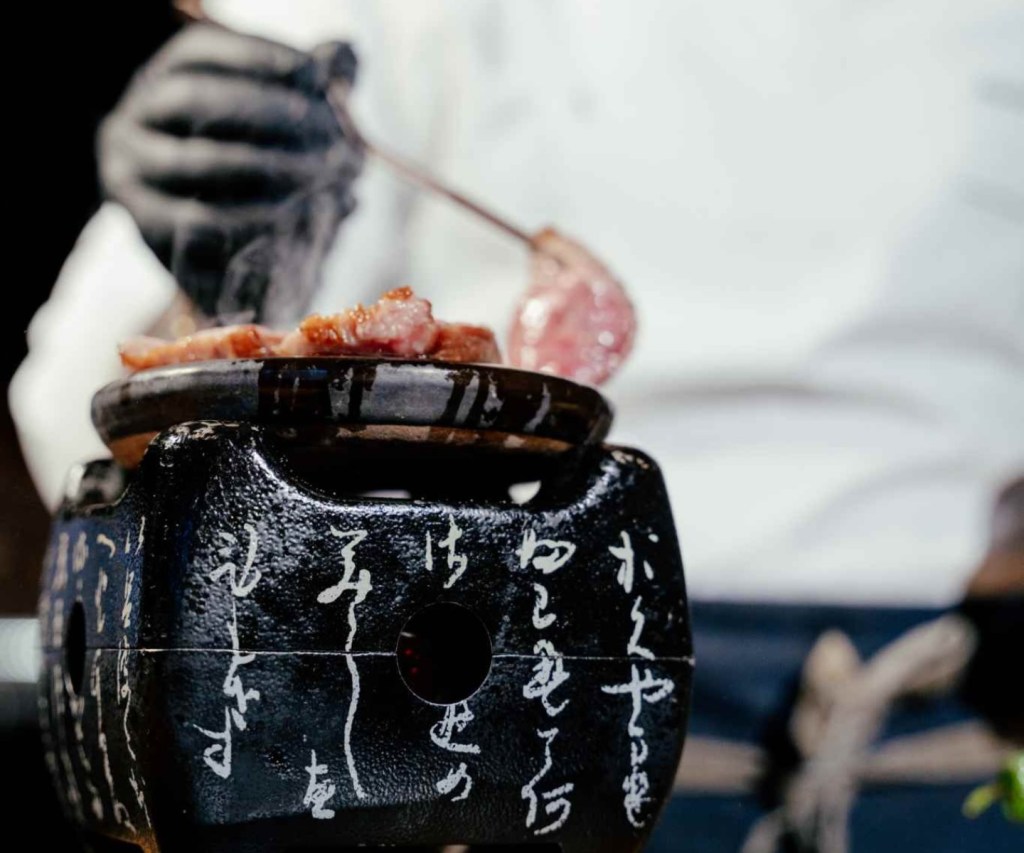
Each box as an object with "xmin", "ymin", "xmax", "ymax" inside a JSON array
[{"xmin": 42, "ymin": 365, "xmax": 689, "ymax": 852}]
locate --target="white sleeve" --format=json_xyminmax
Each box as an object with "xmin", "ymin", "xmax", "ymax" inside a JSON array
[{"xmin": 8, "ymin": 203, "xmax": 178, "ymax": 509}]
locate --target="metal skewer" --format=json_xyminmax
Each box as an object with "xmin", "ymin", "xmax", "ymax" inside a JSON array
[
  {"xmin": 176, "ymin": 0, "xmax": 536, "ymax": 250},
  {"xmin": 326, "ymin": 85, "xmax": 535, "ymax": 247}
]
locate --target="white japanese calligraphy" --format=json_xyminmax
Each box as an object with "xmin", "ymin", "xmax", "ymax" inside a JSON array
[
  {"xmin": 317, "ymin": 528, "xmax": 372, "ymax": 800},
  {"xmin": 65, "ymin": 658, "xmax": 101, "ymax": 821},
  {"xmin": 608, "ymin": 531, "xmax": 654, "ymax": 595},
  {"xmin": 72, "ymin": 532, "xmax": 89, "ymax": 573},
  {"xmin": 621, "ymin": 764, "xmax": 652, "ymax": 828},
  {"xmin": 425, "ymin": 516, "xmax": 466, "ymax": 589},
  {"xmin": 627, "ymin": 596, "xmax": 655, "ymax": 661},
  {"xmin": 532, "ymin": 583, "xmax": 556, "ymax": 630},
  {"xmin": 436, "ymin": 762, "xmax": 473, "ymax": 802},
  {"xmin": 517, "ymin": 529, "xmax": 576, "ymax": 574},
  {"xmin": 91, "ymin": 650, "xmax": 133, "ymax": 831},
  {"xmin": 53, "ymin": 532, "xmax": 69, "ymax": 592},
  {"xmin": 521, "ymin": 728, "xmax": 574, "ymax": 836},
  {"xmin": 96, "ymin": 534, "xmax": 117, "ymax": 557},
  {"xmin": 193, "ymin": 707, "xmax": 232, "ymax": 779},
  {"xmin": 430, "ymin": 701, "xmax": 481, "ymax": 755},
  {"xmin": 522, "ymin": 640, "xmax": 570, "ymax": 717},
  {"xmin": 317, "ymin": 529, "xmax": 370, "ymax": 610},
  {"xmin": 51, "ymin": 661, "xmax": 84, "ymax": 823},
  {"xmin": 605, "ymin": 529, "xmax": 672, "ymax": 828},
  {"xmin": 51, "ymin": 597, "xmax": 64, "ymax": 650},
  {"xmin": 211, "ymin": 524, "xmax": 261, "ymax": 597},
  {"xmin": 224, "ymin": 604, "xmax": 259, "ymax": 730},
  {"xmin": 94, "ymin": 535, "xmax": 115, "ymax": 635},
  {"xmin": 601, "ymin": 666, "xmax": 673, "ymax": 738},
  {"xmin": 192, "ymin": 521, "xmax": 264, "ymax": 782},
  {"xmin": 303, "ymin": 750, "xmax": 336, "ymax": 819},
  {"xmin": 519, "ymin": 526, "xmax": 575, "ymax": 834},
  {"xmin": 601, "ymin": 664, "xmax": 674, "ymax": 827},
  {"xmin": 426, "ymin": 513, "xmax": 478, "ymax": 800},
  {"xmin": 117, "ymin": 521, "xmax": 151, "ymax": 827}
]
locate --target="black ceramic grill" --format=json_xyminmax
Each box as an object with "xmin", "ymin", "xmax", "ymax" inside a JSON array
[{"xmin": 38, "ymin": 357, "xmax": 692, "ymax": 852}]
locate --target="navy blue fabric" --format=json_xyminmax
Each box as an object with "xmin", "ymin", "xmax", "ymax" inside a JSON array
[
  {"xmin": 649, "ymin": 786, "xmax": 1021, "ymax": 853},
  {"xmin": 645, "ymin": 601, "xmax": 1022, "ymax": 852}
]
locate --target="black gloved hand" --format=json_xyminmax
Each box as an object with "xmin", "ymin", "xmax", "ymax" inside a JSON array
[{"xmin": 99, "ymin": 24, "xmax": 364, "ymax": 323}]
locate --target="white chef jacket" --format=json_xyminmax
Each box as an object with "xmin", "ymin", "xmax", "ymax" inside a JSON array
[{"xmin": 11, "ymin": 0, "xmax": 1024, "ymax": 606}]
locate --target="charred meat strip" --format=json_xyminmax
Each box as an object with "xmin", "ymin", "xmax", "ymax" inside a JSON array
[{"xmin": 120, "ymin": 287, "xmax": 501, "ymax": 371}]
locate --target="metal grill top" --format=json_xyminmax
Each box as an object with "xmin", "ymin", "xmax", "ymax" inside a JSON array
[{"xmin": 92, "ymin": 357, "xmax": 614, "ymax": 466}]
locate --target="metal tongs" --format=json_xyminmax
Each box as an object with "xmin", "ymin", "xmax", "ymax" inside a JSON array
[
  {"xmin": 325, "ymin": 87, "xmax": 537, "ymax": 249},
  {"xmin": 176, "ymin": 0, "xmax": 537, "ymax": 253}
]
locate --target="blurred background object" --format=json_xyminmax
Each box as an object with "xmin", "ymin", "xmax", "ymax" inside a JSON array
[
  {"xmin": 961, "ymin": 478, "xmax": 1024, "ymax": 744},
  {"xmin": 965, "ymin": 478, "xmax": 1024, "ymax": 599}
]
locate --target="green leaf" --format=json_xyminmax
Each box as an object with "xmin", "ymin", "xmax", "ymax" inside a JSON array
[
  {"xmin": 1004, "ymin": 753, "xmax": 1023, "ymax": 823},
  {"xmin": 964, "ymin": 783, "xmax": 998, "ymax": 818}
]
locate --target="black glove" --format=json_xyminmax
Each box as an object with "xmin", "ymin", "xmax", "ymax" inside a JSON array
[{"xmin": 99, "ymin": 24, "xmax": 364, "ymax": 323}]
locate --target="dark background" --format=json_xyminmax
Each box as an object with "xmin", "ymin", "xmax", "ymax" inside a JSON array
[
  {"xmin": 0, "ymin": 2, "xmax": 180, "ymax": 614},
  {"xmin": 1, "ymin": 9, "xmax": 178, "ymax": 845}
]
